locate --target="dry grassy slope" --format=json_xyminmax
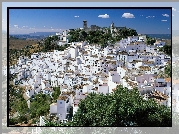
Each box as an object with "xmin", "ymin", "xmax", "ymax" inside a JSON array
[
  {"xmin": 164, "ymin": 39, "xmax": 171, "ymax": 46},
  {"xmin": 9, "ymin": 39, "xmax": 38, "ymax": 50},
  {"xmin": 157, "ymin": 39, "xmax": 171, "ymax": 46},
  {"xmin": 9, "ymin": 38, "xmax": 43, "ymax": 66}
]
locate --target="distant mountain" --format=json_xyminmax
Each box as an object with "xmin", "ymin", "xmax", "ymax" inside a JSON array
[
  {"xmin": 146, "ymin": 34, "xmax": 171, "ymax": 40},
  {"xmin": 29, "ymin": 32, "xmax": 57, "ymax": 36}
]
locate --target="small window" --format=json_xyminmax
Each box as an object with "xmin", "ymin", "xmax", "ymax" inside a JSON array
[{"xmin": 60, "ymin": 102, "xmax": 62, "ymax": 104}]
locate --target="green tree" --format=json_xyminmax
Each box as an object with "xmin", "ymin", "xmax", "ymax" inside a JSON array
[
  {"xmin": 9, "ymin": 85, "xmax": 30, "ymax": 124},
  {"xmin": 30, "ymin": 93, "xmax": 51, "ymax": 118},
  {"xmin": 69, "ymin": 85, "xmax": 171, "ymax": 126},
  {"xmin": 52, "ymin": 87, "xmax": 61, "ymax": 102},
  {"xmin": 157, "ymin": 70, "xmax": 166, "ymax": 78},
  {"xmin": 68, "ymin": 29, "xmax": 81, "ymax": 42},
  {"xmin": 67, "ymin": 27, "xmax": 138, "ymax": 48},
  {"xmin": 159, "ymin": 45, "xmax": 171, "ymax": 56},
  {"xmin": 164, "ymin": 63, "xmax": 171, "ymax": 78},
  {"xmin": 146, "ymin": 36, "xmax": 156, "ymax": 45},
  {"xmin": 17, "ymin": 98, "xmax": 29, "ymax": 115},
  {"xmin": 9, "ymin": 118, "xmax": 18, "ymax": 125},
  {"xmin": 128, "ymin": 28, "xmax": 138, "ymax": 36},
  {"xmin": 79, "ymin": 30, "xmax": 88, "ymax": 41}
]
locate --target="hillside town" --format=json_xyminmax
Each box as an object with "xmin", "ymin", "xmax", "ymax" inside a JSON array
[
  {"xmin": 6, "ymin": 21, "xmax": 176, "ymax": 127},
  {"xmin": 3, "ymin": 20, "xmax": 179, "ymax": 126}
]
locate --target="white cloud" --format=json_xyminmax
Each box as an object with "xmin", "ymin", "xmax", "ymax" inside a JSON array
[
  {"xmin": 172, "ymin": 14, "xmax": 175, "ymax": 16},
  {"xmin": 161, "ymin": 20, "xmax": 167, "ymax": 21},
  {"xmin": 98, "ymin": 14, "xmax": 109, "ymax": 18},
  {"xmin": 74, "ymin": 16, "xmax": 79, "ymax": 18},
  {"xmin": 122, "ymin": 13, "xmax": 135, "ymax": 18},
  {"xmin": 14, "ymin": 25, "xmax": 18, "ymax": 28},
  {"xmin": 172, "ymin": 8, "xmax": 176, "ymax": 11},
  {"xmin": 22, "ymin": 26, "xmax": 28, "ymax": 28},
  {"xmin": 146, "ymin": 16, "xmax": 155, "ymax": 18},
  {"xmin": 162, "ymin": 14, "xmax": 169, "ymax": 17}
]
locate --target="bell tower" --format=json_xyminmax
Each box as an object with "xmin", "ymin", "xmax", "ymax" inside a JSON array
[
  {"xmin": 110, "ymin": 21, "xmax": 114, "ymax": 34},
  {"xmin": 83, "ymin": 20, "xmax": 87, "ymax": 30}
]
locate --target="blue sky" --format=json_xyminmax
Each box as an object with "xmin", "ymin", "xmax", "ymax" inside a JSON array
[
  {"xmin": 9, "ymin": 8, "xmax": 171, "ymax": 34},
  {"xmin": 2, "ymin": 2, "xmax": 179, "ymax": 34}
]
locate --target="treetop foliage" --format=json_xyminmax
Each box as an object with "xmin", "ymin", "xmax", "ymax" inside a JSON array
[{"xmin": 44, "ymin": 85, "xmax": 171, "ymax": 127}]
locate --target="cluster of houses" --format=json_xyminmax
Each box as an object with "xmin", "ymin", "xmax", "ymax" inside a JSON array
[
  {"xmin": 8, "ymin": 34, "xmax": 178, "ymax": 125},
  {"xmin": 55, "ymin": 30, "xmax": 69, "ymax": 46}
]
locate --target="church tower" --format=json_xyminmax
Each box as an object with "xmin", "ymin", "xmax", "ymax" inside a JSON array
[
  {"xmin": 110, "ymin": 21, "xmax": 114, "ymax": 36},
  {"xmin": 83, "ymin": 20, "xmax": 87, "ymax": 30}
]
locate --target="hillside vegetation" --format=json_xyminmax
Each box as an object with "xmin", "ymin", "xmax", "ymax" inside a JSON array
[{"xmin": 9, "ymin": 38, "xmax": 38, "ymax": 50}]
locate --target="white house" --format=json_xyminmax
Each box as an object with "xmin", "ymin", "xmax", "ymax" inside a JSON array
[
  {"xmin": 138, "ymin": 35, "xmax": 147, "ymax": 42},
  {"xmin": 83, "ymin": 85, "xmax": 93, "ymax": 93},
  {"xmin": 50, "ymin": 103, "xmax": 57, "ymax": 114},
  {"xmin": 73, "ymin": 99, "xmax": 80, "ymax": 116},
  {"xmin": 108, "ymin": 71, "xmax": 121, "ymax": 93},
  {"xmin": 98, "ymin": 84, "xmax": 109, "ymax": 95},
  {"xmin": 117, "ymin": 67, "xmax": 127, "ymax": 78},
  {"xmin": 43, "ymin": 87, "xmax": 53, "ymax": 97},
  {"xmin": 41, "ymin": 80, "xmax": 51, "ymax": 90},
  {"xmin": 154, "ymin": 41, "xmax": 165, "ymax": 47},
  {"xmin": 25, "ymin": 86, "xmax": 35, "ymax": 98},
  {"xmin": 57, "ymin": 95, "xmax": 70, "ymax": 121},
  {"xmin": 128, "ymin": 36, "xmax": 139, "ymax": 42}
]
